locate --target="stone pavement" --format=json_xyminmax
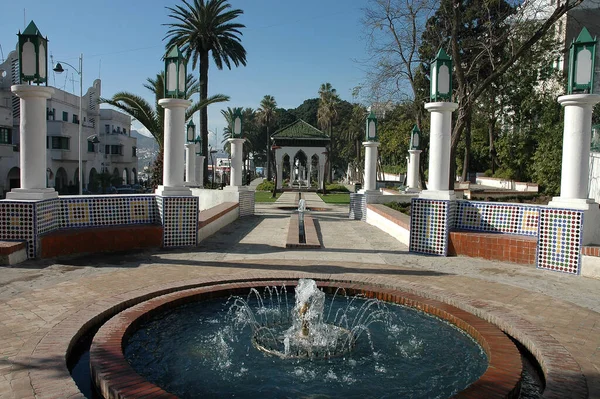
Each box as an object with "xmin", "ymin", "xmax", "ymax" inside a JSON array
[{"xmin": 0, "ymin": 191, "xmax": 599, "ymax": 398}]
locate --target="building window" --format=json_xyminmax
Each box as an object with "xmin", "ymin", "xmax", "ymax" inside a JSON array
[
  {"xmin": 105, "ymin": 125, "xmax": 110, "ymax": 134},
  {"xmin": 0, "ymin": 127, "xmax": 12, "ymax": 144},
  {"xmin": 88, "ymin": 141, "xmax": 95, "ymax": 152},
  {"xmin": 132, "ymin": 146, "xmax": 137, "ymax": 157},
  {"xmin": 111, "ymin": 145, "xmax": 123, "ymax": 155},
  {"xmin": 123, "ymin": 128, "xmax": 127, "ymax": 135},
  {"xmin": 50, "ymin": 136, "xmax": 69, "ymax": 150},
  {"xmin": 62, "ymin": 111, "xmax": 68, "ymax": 122},
  {"xmin": 72, "ymin": 114, "xmax": 79, "ymax": 124},
  {"xmin": 105, "ymin": 144, "xmax": 110, "ymax": 154}
]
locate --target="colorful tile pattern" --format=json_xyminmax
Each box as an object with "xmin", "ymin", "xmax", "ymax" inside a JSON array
[
  {"xmin": 59, "ymin": 196, "xmax": 158, "ymax": 228},
  {"xmin": 36, "ymin": 199, "xmax": 60, "ymax": 235},
  {"xmin": 0, "ymin": 201, "xmax": 36, "ymax": 258},
  {"xmin": 409, "ymin": 199, "xmax": 450, "ymax": 256},
  {"xmin": 158, "ymin": 196, "xmax": 198, "ymax": 247},
  {"xmin": 455, "ymin": 201, "xmax": 539, "ymax": 236},
  {"xmin": 537, "ymin": 208, "xmax": 583, "ymax": 275}
]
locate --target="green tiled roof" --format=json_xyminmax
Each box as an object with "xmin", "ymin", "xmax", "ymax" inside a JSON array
[{"xmin": 271, "ymin": 119, "xmax": 329, "ymax": 140}]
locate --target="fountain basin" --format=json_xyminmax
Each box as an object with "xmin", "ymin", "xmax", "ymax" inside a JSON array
[{"xmin": 90, "ymin": 279, "xmax": 522, "ymax": 399}]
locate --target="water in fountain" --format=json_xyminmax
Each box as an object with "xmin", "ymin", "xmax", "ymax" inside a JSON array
[{"xmin": 124, "ymin": 280, "xmax": 489, "ymax": 398}]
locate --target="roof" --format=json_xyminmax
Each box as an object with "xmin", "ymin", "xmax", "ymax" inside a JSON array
[{"xmin": 271, "ymin": 119, "xmax": 330, "ymax": 140}]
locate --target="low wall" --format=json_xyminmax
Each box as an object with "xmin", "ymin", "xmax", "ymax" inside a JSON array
[
  {"xmin": 366, "ymin": 204, "xmax": 410, "ymax": 246},
  {"xmin": 475, "ymin": 176, "xmax": 538, "ymax": 192},
  {"xmin": 198, "ymin": 202, "xmax": 239, "ymax": 243},
  {"xmin": 191, "ymin": 188, "xmax": 239, "ymax": 211}
]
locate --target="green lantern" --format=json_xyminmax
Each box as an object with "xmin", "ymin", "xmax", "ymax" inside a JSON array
[
  {"xmin": 164, "ymin": 46, "xmax": 186, "ymax": 98},
  {"xmin": 17, "ymin": 21, "xmax": 48, "ymax": 85},
  {"xmin": 568, "ymin": 27, "xmax": 596, "ymax": 94},
  {"xmin": 365, "ymin": 110, "xmax": 378, "ymax": 141},
  {"xmin": 232, "ymin": 108, "xmax": 243, "ymax": 138},
  {"xmin": 186, "ymin": 120, "xmax": 196, "ymax": 142},
  {"xmin": 195, "ymin": 134, "xmax": 203, "ymax": 155},
  {"xmin": 410, "ymin": 125, "xmax": 421, "ymax": 150},
  {"xmin": 430, "ymin": 48, "xmax": 452, "ymax": 101}
]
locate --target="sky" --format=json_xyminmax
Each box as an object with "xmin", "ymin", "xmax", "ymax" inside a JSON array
[{"xmin": 0, "ymin": 0, "xmax": 371, "ymax": 148}]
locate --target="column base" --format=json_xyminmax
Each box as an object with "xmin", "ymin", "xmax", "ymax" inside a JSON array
[
  {"xmin": 155, "ymin": 185, "xmax": 192, "ymax": 196},
  {"xmin": 224, "ymin": 185, "xmax": 248, "ymax": 192},
  {"xmin": 548, "ymin": 197, "xmax": 596, "ymax": 210},
  {"xmin": 183, "ymin": 181, "xmax": 200, "ymax": 188},
  {"xmin": 404, "ymin": 187, "xmax": 421, "ymax": 193},
  {"xmin": 419, "ymin": 190, "xmax": 456, "ymax": 201},
  {"xmin": 6, "ymin": 188, "xmax": 58, "ymax": 200},
  {"xmin": 358, "ymin": 189, "xmax": 380, "ymax": 196}
]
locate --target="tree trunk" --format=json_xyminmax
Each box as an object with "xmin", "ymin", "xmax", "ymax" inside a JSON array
[
  {"xmin": 488, "ymin": 117, "xmax": 497, "ymax": 174},
  {"xmin": 266, "ymin": 124, "xmax": 271, "ymax": 180},
  {"xmin": 461, "ymin": 112, "xmax": 472, "ymax": 182},
  {"xmin": 200, "ymin": 51, "xmax": 210, "ymax": 186}
]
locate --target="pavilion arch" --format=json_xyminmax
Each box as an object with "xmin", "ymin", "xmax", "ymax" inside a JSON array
[
  {"xmin": 55, "ymin": 167, "xmax": 68, "ymax": 194},
  {"xmin": 6, "ymin": 167, "xmax": 20, "ymax": 191},
  {"xmin": 270, "ymin": 120, "xmax": 330, "ymax": 191},
  {"xmin": 122, "ymin": 168, "xmax": 129, "ymax": 185},
  {"xmin": 112, "ymin": 168, "xmax": 121, "ymax": 186},
  {"xmin": 131, "ymin": 168, "xmax": 137, "ymax": 184},
  {"xmin": 88, "ymin": 168, "xmax": 99, "ymax": 193}
]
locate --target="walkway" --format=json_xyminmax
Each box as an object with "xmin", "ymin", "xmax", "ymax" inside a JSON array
[{"xmin": 0, "ymin": 192, "xmax": 599, "ymax": 398}]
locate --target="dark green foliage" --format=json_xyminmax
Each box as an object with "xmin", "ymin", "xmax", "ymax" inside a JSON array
[
  {"xmin": 256, "ymin": 179, "xmax": 275, "ymax": 191},
  {"xmin": 324, "ymin": 184, "xmax": 349, "ymax": 193},
  {"xmin": 383, "ymin": 201, "xmax": 411, "ymax": 216}
]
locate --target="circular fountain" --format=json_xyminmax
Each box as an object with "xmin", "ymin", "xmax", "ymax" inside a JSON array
[{"xmin": 89, "ymin": 278, "xmax": 523, "ymax": 398}]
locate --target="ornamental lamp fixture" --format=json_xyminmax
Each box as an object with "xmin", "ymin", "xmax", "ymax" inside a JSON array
[
  {"xmin": 164, "ymin": 46, "xmax": 186, "ymax": 98},
  {"xmin": 186, "ymin": 119, "xmax": 196, "ymax": 142},
  {"xmin": 232, "ymin": 108, "xmax": 243, "ymax": 138},
  {"xmin": 18, "ymin": 21, "xmax": 48, "ymax": 85},
  {"xmin": 365, "ymin": 110, "xmax": 378, "ymax": 141},
  {"xmin": 568, "ymin": 27, "xmax": 596, "ymax": 94},
  {"xmin": 410, "ymin": 125, "xmax": 421, "ymax": 150},
  {"xmin": 430, "ymin": 48, "xmax": 452, "ymax": 101},
  {"xmin": 195, "ymin": 135, "xmax": 203, "ymax": 156}
]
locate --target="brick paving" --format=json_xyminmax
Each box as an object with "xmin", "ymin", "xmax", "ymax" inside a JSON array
[{"xmin": 0, "ymin": 191, "xmax": 599, "ymax": 398}]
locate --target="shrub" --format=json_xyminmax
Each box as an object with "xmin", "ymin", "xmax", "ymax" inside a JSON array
[
  {"xmin": 256, "ymin": 179, "xmax": 275, "ymax": 191},
  {"xmin": 384, "ymin": 201, "xmax": 411, "ymax": 216},
  {"xmin": 325, "ymin": 183, "xmax": 349, "ymax": 193}
]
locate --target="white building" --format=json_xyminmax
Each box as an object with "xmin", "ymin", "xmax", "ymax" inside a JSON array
[{"xmin": 0, "ymin": 50, "xmax": 137, "ymax": 196}]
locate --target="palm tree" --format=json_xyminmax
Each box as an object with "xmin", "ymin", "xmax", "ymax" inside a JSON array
[
  {"xmin": 164, "ymin": 0, "xmax": 247, "ymax": 185},
  {"xmin": 257, "ymin": 95, "xmax": 277, "ymax": 180},
  {"xmin": 317, "ymin": 83, "xmax": 339, "ymax": 183},
  {"xmin": 101, "ymin": 72, "xmax": 228, "ymax": 186}
]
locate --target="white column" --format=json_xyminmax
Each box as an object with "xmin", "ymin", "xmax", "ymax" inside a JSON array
[
  {"xmin": 420, "ymin": 101, "xmax": 458, "ymax": 200},
  {"xmin": 406, "ymin": 149, "xmax": 422, "ymax": 192},
  {"xmin": 195, "ymin": 153, "xmax": 205, "ymax": 188},
  {"xmin": 276, "ymin": 159, "xmax": 283, "ymax": 189},
  {"xmin": 7, "ymin": 85, "xmax": 58, "ymax": 200},
  {"xmin": 361, "ymin": 141, "xmax": 380, "ymax": 193},
  {"xmin": 289, "ymin": 158, "xmax": 294, "ymax": 187},
  {"xmin": 155, "ymin": 98, "xmax": 192, "ymax": 196},
  {"xmin": 318, "ymin": 157, "xmax": 325, "ymax": 192},
  {"xmin": 227, "ymin": 138, "xmax": 245, "ymax": 187},
  {"xmin": 184, "ymin": 143, "xmax": 196, "ymax": 186}
]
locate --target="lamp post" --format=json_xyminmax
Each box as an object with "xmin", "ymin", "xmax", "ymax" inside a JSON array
[
  {"xmin": 361, "ymin": 110, "xmax": 380, "ymax": 194},
  {"xmin": 195, "ymin": 133, "xmax": 204, "ymax": 188},
  {"xmin": 53, "ymin": 54, "xmax": 84, "ymax": 195},
  {"xmin": 7, "ymin": 20, "xmax": 57, "ymax": 200},
  {"xmin": 421, "ymin": 48, "xmax": 458, "ymax": 200},
  {"xmin": 185, "ymin": 120, "xmax": 197, "ymax": 186},
  {"xmin": 210, "ymin": 147, "xmax": 218, "ymax": 187},
  {"xmin": 227, "ymin": 108, "xmax": 245, "ymax": 188},
  {"xmin": 406, "ymin": 125, "xmax": 422, "ymax": 192}
]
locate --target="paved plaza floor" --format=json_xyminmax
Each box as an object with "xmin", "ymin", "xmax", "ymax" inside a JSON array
[{"xmin": 0, "ymin": 191, "xmax": 599, "ymax": 398}]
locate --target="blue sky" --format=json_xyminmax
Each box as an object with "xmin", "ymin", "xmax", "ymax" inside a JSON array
[{"xmin": 0, "ymin": 0, "xmax": 370, "ymax": 147}]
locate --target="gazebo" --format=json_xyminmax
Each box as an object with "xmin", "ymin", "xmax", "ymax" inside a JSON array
[{"xmin": 271, "ymin": 120, "xmax": 330, "ymax": 190}]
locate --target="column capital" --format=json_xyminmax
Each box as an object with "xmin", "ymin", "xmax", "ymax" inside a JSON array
[
  {"xmin": 557, "ymin": 93, "xmax": 600, "ymax": 107},
  {"xmin": 424, "ymin": 101, "xmax": 458, "ymax": 113},
  {"xmin": 408, "ymin": 149, "xmax": 422, "ymax": 155},
  {"xmin": 158, "ymin": 98, "xmax": 192, "ymax": 109},
  {"xmin": 11, "ymin": 85, "xmax": 54, "ymax": 99},
  {"xmin": 227, "ymin": 138, "xmax": 246, "ymax": 144},
  {"xmin": 362, "ymin": 141, "xmax": 380, "ymax": 147}
]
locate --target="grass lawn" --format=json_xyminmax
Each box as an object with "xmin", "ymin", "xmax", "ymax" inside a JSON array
[
  {"xmin": 255, "ymin": 191, "xmax": 282, "ymax": 202},
  {"xmin": 317, "ymin": 193, "xmax": 350, "ymax": 204}
]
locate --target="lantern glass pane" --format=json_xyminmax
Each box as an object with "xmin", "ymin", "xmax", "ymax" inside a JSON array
[
  {"xmin": 22, "ymin": 41, "xmax": 36, "ymax": 76},
  {"xmin": 187, "ymin": 127, "xmax": 194, "ymax": 142},
  {"xmin": 575, "ymin": 48, "xmax": 592, "ymax": 85},
  {"xmin": 431, "ymin": 64, "xmax": 437, "ymax": 95},
  {"xmin": 167, "ymin": 62, "xmax": 177, "ymax": 92},
  {"xmin": 234, "ymin": 118, "xmax": 241, "ymax": 135},
  {"xmin": 178, "ymin": 65, "xmax": 185, "ymax": 92},
  {"xmin": 413, "ymin": 133, "xmax": 419, "ymax": 148},
  {"xmin": 368, "ymin": 121, "xmax": 376, "ymax": 138},
  {"xmin": 438, "ymin": 64, "xmax": 450, "ymax": 94},
  {"xmin": 39, "ymin": 42, "xmax": 46, "ymax": 79}
]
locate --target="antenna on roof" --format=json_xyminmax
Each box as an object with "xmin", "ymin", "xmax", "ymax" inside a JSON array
[{"xmin": 0, "ymin": 44, "xmax": 4, "ymax": 63}]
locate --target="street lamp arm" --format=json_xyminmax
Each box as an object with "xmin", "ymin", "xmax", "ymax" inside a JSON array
[{"xmin": 52, "ymin": 60, "xmax": 81, "ymax": 75}]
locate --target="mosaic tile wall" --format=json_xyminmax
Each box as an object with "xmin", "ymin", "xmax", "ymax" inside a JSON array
[
  {"xmin": 36, "ymin": 199, "xmax": 60, "ymax": 236},
  {"xmin": 349, "ymin": 194, "xmax": 366, "ymax": 220},
  {"xmin": 0, "ymin": 201, "xmax": 36, "ymax": 258},
  {"xmin": 239, "ymin": 190, "xmax": 255, "ymax": 217},
  {"xmin": 409, "ymin": 198, "xmax": 451, "ymax": 256},
  {"xmin": 455, "ymin": 200, "xmax": 539, "ymax": 236},
  {"xmin": 158, "ymin": 196, "xmax": 198, "ymax": 247},
  {"xmin": 59, "ymin": 195, "xmax": 159, "ymax": 228},
  {"xmin": 537, "ymin": 208, "xmax": 583, "ymax": 275}
]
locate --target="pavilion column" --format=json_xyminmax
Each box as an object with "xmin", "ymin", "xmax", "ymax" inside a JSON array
[
  {"xmin": 227, "ymin": 138, "xmax": 245, "ymax": 187},
  {"xmin": 289, "ymin": 158, "xmax": 294, "ymax": 187},
  {"xmin": 7, "ymin": 85, "xmax": 58, "ymax": 200},
  {"xmin": 276, "ymin": 157, "xmax": 283, "ymax": 189},
  {"xmin": 184, "ymin": 143, "xmax": 196, "ymax": 186}
]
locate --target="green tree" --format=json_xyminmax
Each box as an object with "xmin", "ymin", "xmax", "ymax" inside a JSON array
[
  {"xmin": 101, "ymin": 72, "xmax": 228, "ymax": 187},
  {"xmin": 257, "ymin": 95, "xmax": 278, "ymax": 180},
  {"xmin": 164, "ymin": 0, "xmax": 247, "ymax": 185}
]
